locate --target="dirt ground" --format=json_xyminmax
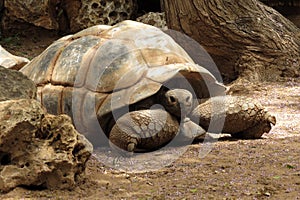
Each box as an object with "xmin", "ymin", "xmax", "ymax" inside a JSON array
[{"xmin": 0, "ymin": 26, "xmax": 299, "ymax": 200}]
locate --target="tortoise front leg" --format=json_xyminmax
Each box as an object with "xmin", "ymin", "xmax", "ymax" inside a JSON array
[
  {"xmin": 109, "ymin": 109, "xmax": 180, "ymax": 152},
  {"xmin": 179, "ymin": 117, "xmax": 207, "ymax": 141}
]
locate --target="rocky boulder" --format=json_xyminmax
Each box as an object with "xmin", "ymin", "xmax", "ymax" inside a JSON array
[
  {"xmin": 0, "ymin": 66, "xmax": 36, "ymax": 101},
  {"xmin": 136, "ymin": 12, "xmax": 167, "ymax": 30},
  {"xmin": 2, "ymin": 0, "xmax": 59, "ymax": 30},
  {"xmin": 0, "ymin": 46, "xmax": 29, "ymax": 70},
  {"xmin": 64, "ymin": 0, "xmax": 137, "ymax": 32},
  {"xmin": 0, "ymin": 99, "xmax": 93, "ymax": 192},
  {"xmin": 2, "ymin": 0, "xmax": 137, "ymax": 32}
]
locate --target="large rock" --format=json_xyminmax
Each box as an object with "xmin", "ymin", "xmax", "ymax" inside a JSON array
[
  {"xmin": 2, "ymin": 0, "xmax": 137, "ymax": 32},
  {"xmin": 0, "ymin": 66, "xmax": 36, "ymax": 101},
  {"xmin": 65, "ymin": 0, "xmax": 137, "ymax": 32},
  {"xmin": 0, "ymin": 99, "xmax": 93, "ymax": 192},
  {"xmin": 3, "ymin": 0, "xmax": 59, "ymax": 30},
  {"xmin": 0, "ymin": 46, "xmax": 29, "ymax": 70},
  {"xmin": 136, "ymin": 12, "xmax": 167, "ymax": 30}
]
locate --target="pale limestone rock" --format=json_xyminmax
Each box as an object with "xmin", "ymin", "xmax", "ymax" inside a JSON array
[
  {"xmin": 3, "ymin": 0, "xmax": 59, "ymax": 30},
  {"xmin": 136, "ymin": 12, "xmax": 167, "ymax": 30},
  {"xmin": 0, "ymin": 66, "xmax": 36, "ymax": 101},
  {"xmin": 0, "ymin": 99, "xmax": 93, "ymax": 192},
  {"xmin": 0, "ymin": 46, "xmax": 29, "ymax": 70},
  {"xmin": 65, "ymin": 0, "xmax": 137, "ymax": 32},
  {"xmin": 2, "ymin": 0, "xmax": 137, "ymax": 32}
]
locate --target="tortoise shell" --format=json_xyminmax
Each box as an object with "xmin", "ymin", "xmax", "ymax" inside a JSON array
[{"xmin": 20, "ymin": 20, "xmax": 226, "ymax": 138}]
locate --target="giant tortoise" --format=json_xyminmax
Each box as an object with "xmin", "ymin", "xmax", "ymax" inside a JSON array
[{"xmin": 20, "ymin": 20, "xmax": 276, "ymax": 152}]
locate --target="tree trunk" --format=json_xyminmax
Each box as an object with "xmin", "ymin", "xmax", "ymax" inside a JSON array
[{"xmin": 162, "ymin": 0, "xmax": 300, "ymax": 83}]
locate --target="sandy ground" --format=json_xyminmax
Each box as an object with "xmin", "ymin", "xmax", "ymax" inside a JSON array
[{"xmin": 0, "ymin": 26, "xmax": 299, "ymax": 199}]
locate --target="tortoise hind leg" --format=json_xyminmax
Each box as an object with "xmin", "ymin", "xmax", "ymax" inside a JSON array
[
  {"xmin": 190, "ymin": 96, "xmax": 276, "ymax": 139},
  {"xmin": 230, "ymin": 120, "xmax": 274, "ymax": 139},
  {"xmin": 109, "ymin": 109, "xmax": 180, "ymax": 152},
  {"xmin": 231, "ymin": 113, "xmax": 276, "ymax": 139}
]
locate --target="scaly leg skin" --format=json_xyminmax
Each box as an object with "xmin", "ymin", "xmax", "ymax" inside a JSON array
[
  {"xmin": 230, "ymin": 119, "xmax": 274, "ymax": 139},
  {"xmin": 179, "ymin": 118, "xmax": 206, "ymax": 141},
  {"xmin": 109, "ymin": 109, "xmax": 180, "ymax": 153}
]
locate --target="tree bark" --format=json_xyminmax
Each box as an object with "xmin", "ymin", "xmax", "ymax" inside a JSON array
[{"xmin": 162, "ymin": 0, "xmax": 300, "ymax": 82}]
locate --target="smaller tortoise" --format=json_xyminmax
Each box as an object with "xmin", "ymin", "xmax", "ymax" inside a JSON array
[{"xmin": 21, "ymin": 20, "xmax": 276, "ymax": 152}]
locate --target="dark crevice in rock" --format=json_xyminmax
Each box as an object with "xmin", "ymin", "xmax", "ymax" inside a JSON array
[
  {"xmin": 0, "ymin": 152, "xmax": 11, "ymax": 165},
  {"xmin": 136, "ymin": 0, "xmax": 162, "ymax": 16}
]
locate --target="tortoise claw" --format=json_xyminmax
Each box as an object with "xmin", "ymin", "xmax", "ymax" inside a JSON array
[
  {"xmin": 127, "ymin": 142, "xmax": 136, "ymax": 152},
  {"xmin": 267, "ymin": 114, "xmax": 276, "ymax": 125}
]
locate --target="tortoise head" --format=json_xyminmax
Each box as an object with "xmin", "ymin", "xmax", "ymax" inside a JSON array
[{"xmin": 161, "ymin": 89, "xmax": 193, "ymax": 119}]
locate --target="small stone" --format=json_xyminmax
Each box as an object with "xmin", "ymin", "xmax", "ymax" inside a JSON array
[
  {"xmin": 125, "ymin": 174, "xmax": 130, "ymax": 179},
  {"xmin": 146, "ymin": 181, "xmax": 154, "ymax": 186},
  {"xmin": 244, "ymin": 192, "xmax": 252, "ymax": 196},
  {"xmin": 264, "ymin": 192, "xmax": 271, "ymax": 197}
]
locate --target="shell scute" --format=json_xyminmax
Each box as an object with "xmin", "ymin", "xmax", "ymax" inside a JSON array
[
  {"xmin": 52, "ymin": 36, "xmax": 102, "ymax": 86},
  {"xmin": 85, "ymin": 39, "xmax": 148, "ymax": 92},
  {"xmin": 141, "ymin": 48, "xmax": 190, "ymax": 67},
  {"xmin": 72, "ymin": 24, "xmax": 111, "ymax": 39},
  {"xmin": 21, "ymin": 40, "xmax": 66, "ymax": 85},
  {"xmin": 40, "ymin": 84, "xmax": 64, "ymax": 115}
]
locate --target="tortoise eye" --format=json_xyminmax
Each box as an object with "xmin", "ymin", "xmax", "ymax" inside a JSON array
[{"xmin": 186, "ymin": 96, "xmax": 191, "ymax": 103}]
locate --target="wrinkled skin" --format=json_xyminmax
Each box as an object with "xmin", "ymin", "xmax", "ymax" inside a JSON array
[
  {"xmin": 109, "ymin": 89, "xmax": 276, "ymax": 152},
  {"xmin": 109, "ymin": 89, "xmax": 201, "ymax": 152}
]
